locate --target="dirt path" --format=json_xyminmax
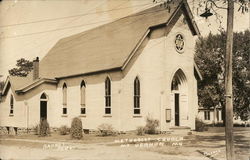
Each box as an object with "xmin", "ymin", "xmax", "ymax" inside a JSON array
[
  {"xmin": 0, "ymin": 128, "xmax": 249, "ymax": 160},
  {"xmin": 0, "ymin": 142, "xmax": 213, "ymax": 160}
]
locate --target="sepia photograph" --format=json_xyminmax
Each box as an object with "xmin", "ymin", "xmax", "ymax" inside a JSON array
[{"xmin": 0, "ymin": 0, "xmax": 249, "ymax": 159}]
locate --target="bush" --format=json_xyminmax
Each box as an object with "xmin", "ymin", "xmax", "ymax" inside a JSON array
[
  {"xmin": 195, "ymin": 118, "xmax": 206, "ymax": 132},
  {"xmin": 136, "ymin": 126, "xmax": 145, "ymax": 136},
  {"xmin": 214, "ymin": 122, "xmax": 224, "ymax": 127},
  {"xmin": 70, "ymin": 117, "xmax": 83, "ymax": 139},
  {"xmin": 97, "ymin": 123, "xmax": 116, "ymax": 136},
  {"xmin": 144, "ymin": 117, "xmax": 159, "ymax": 134},
  {"xmin": 233, "ymin": 123, "xmax": 250, "ymax": 127},
  {"xmin": 39, "ymin": 119, "xmax": 50, "ymax": 136},
  {"xmin": 59, "ymin": 125, "xmax": 70, "ymax": 135}
]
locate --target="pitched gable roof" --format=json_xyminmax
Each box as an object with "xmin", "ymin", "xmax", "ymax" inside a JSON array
[
  {"xmin": 1, "ymin": 0, "xmax": 200, "ymax": 96},
  {"xmin": 1, "ymin": 75, "xmax": 32, "ymax": 96},
  {"xmin": 1, "ymin": 75, "xmax": 56, "ymax": 95},
  {"xmin": 39, "ymin": 0, "xmax": 199, "ymax": 79}
]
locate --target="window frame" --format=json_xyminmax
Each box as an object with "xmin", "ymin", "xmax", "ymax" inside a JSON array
[
  {"xmin": 174, "ymin": 33, "xmax": 185, "ymax": 53},
  {"xmin": 204, "ymin": 111, "xmax": 210, "ymax": 120},
  {"xmin": 9, "ymin": 94, "xmax": 14, "ymax": 116},
  {"xmin": 80, "ymin": 80, "xmax": 86, "ymax": 115},
  {"xmin": 62, "ymin": 83, "xmax": 67, "ymax": 115},
  {"xmin": 105, "ymin": 77, "xmax": 111, "ymax": 114},
  {"xmin": 133, "ymin": 77, "xmax": 140, "ymax": 115}
]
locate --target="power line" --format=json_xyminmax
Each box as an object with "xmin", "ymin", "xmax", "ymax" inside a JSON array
[
  {"xmin": 1, "ymin": 0, "xmax": 212, "ymax": 39},
  {"xmin": 32, "ymin": 0, "xmax": 124, "ymax": 54},
  {"xmin": 0, "ymin": 3, "xmax": 152, "ymax": 28},
  {"xmin": 0, "ymin": 3, "xmax": 157, "ymax": 39},
  {"xmin": 0, "ymin": 0, "xmax": 153, "ymax": 78},
  {"xmin": 0, "ymin": 0, "xmax": 107, "ymax": 52},
  {"xmin": 0, "ymin": 0, "xmax": 150, "ymax": 2},
  {"xmin": 38, "ymin": 1, "xmax": 151, "ymax": 52},
  {"xmin": 0, "ymin": 0, "xmax": 227, "ymax": 39},
  {"xmin": 56, "ymin": 3, "xmax": 155, "ymax": 47}
]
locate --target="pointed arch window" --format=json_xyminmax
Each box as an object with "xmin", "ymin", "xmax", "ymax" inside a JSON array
[
  {"xmin": 10, "ymin": 94, "xmax": 14, "ymax": 115},
  {"xmin": 134, "ymin": 77, "xmax": 140, "ymax": 114},
  {"xmin": 62, "ymin": 83, "xmax": 67, "ymax": 115},
  {"xmin": 171, "ymin": 76, "xmax": 180, "ymax": 91},
  {"xmin": 80, "ymin": 80, "xmax": 86, "ymax": 115},
  {"xmin": 105, "ymin": 77, "xmax": 111, "ymax": 114},
  {"xmin": 41, "ymin": 93, "xmax": 47, "ymax": 100}
]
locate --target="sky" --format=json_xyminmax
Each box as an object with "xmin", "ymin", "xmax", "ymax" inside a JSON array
[{"xmin": 0, "ymin": 0, "xmax": 249, "ymax": 80}]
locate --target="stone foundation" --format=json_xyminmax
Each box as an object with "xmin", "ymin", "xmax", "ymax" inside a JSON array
[{"xmin": 0, "ymin": 126, "xmax": 105, "ymax": 136}]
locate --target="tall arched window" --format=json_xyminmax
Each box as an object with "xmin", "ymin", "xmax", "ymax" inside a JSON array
[
  {"xmin": 105, "ymin": 77, "xmax": 111, "ymax": 114},
  {"xmin": 10, "ymin": 94, "xmax": 14, "ymax": 115},
  {"xmin": 134, "ymin": 77, "xmax": 140, "ymax": 114},
  {"xmin": 80, "ymin": 80, "xmax": 86, "ymax": 115},
  {"xmin": 62, "ymin": 83, "xmax": 67, "ymax": 115},
  {"xmin": 41, "ymin": 93, "xmax": 47, "ymax": 100},
  {"xmin": 40, "ymin": 93, "xmax": 48, "ymax": 120},
  {"xmin": 171, "ymin": 76, "xmax": 180, "ymax": 91}
]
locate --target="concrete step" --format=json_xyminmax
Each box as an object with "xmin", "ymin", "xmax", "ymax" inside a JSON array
[{"xmin": 169, "ymin": 126, "xmax": 192, "ymax": 135}]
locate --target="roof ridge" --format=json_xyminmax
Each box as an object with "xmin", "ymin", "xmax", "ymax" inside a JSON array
[{"xmin": 38, "ymin": 0, "xmax": 197, "ymax": 79}]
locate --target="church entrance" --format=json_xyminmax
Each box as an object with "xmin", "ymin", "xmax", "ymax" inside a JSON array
[
  {"xmin": 171, "ymin": 69, "xmax": 188, "ymax": 127},
  {"xmin": 40, "ymin": 93, "xmax": 48, "ymax": 120},
  {"xmin": 174, "ymin": 93, "xmax": 180, "ymax": 126}
]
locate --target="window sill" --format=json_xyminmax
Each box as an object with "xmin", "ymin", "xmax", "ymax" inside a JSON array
[
  {"xmin": 103, "ymin": 115, "xmax": 112, "ymax": 117},
  {"xmin": 61, "ymin": 114, "xmax": 68, "ymax": 117},
  {"xmin": 79, "ymin": 114, "xmax": 86, "ymax": 117},
  {"xmin": 133, "ymin": 115, "xmax": 142, "ymax": 118},
  {"xmin": 9, "ymin": 114, "xmax": 14, "ymax": 117}
]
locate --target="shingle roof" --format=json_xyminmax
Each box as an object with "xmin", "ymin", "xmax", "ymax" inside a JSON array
[
  {"xmin": 39, "ymin": 0, "xmax": 198, "ymax": 79},
  {"xmin": 9, "ymin": 75, "xmax": 33, "ymax": 91},
  {"xmin": 1, "ymin": 75, "xmax": 33, "ymax": 96},
  {"xmin": 2, "ymin": 0, "xmax": 200, "ymax": 96}
]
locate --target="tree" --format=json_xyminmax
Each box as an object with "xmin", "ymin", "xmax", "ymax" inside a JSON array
[
  {"xmin": 153, "ymin": 1, "xmax": 249, "ymax": 159},
  {"xmin": 195, "ymin": 30, "xmax": 250, "ymax": 121},
  {"xmin": 9, "ymin": 58, "xmax": 33, "ymax": 77}
]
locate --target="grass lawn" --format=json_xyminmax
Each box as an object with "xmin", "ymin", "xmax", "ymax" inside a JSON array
[
  {"xmin": 0, "ymin": 127, "xmax": 249, "ymax": 160},
  {"xmin": 144, "ymin": 127, "xmax": 250, "ymax": 160},
  {"xmin": 0, "ymin": 131, "xmax": 180, "ymax": 144}
]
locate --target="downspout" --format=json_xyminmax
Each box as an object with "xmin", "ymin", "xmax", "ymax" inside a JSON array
[
  {"xmin": 24, "ymin": 99, "xmax": 29, "ymax": 133},
  {"xmin": 159, "ymin": 93, "xmax": 162, "ymax": 132},
  {"xmin": 118, "ymin": 79, "xmax": 122, "ymax": 132}
]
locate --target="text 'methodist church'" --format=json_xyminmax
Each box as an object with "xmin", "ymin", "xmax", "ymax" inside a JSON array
[{"xmin": 0, "ymin": 0, "xmax": 203, "ymax": 132}]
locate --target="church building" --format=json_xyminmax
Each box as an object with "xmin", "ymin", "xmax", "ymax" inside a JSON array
[{"xmin": 0, "ymin": 0, "xmax": 202, "ymax": 132}]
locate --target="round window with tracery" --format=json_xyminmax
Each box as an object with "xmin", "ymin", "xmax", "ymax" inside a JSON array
[{"xmin": 175, "ymin": 34, "xmax": 185, "ymax": 53}]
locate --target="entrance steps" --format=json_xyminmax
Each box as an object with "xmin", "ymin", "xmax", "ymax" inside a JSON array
[{"xmin": 169, "ymin": 126, "xmax": 192, "ymax": 135}]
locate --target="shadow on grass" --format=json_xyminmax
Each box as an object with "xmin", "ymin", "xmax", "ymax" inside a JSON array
[
  {"xmin": 184, "ymin": 133, "xmax": 249, "ymax": 149},
  {"xmin": 183, "ymin": 135, "xmax": 225, "ymax": 148}
]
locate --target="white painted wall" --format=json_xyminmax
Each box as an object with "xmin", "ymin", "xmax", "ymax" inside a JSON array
[
  {"xmin": 0, "ymin": 13, "xmax": 199, "ymax": 131},
  {"xmin": 0, "ymin": 88, "xmax": 26, "ymax": 128}
]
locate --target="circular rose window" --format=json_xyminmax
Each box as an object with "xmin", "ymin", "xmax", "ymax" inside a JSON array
[{"xmin": 175, "ymin": 34, "xmax": 185, "ymax": 53}]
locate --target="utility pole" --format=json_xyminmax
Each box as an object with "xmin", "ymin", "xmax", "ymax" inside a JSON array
[{"xmin": 225, "ymin": 0, "xmax": 234, "ymax": 160}]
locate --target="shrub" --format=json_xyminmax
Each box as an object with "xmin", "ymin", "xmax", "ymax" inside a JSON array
[
  {"xmin": 39, "ymin": 119, "xmax": 50, "ymax": 136},
  {"xmin": 70, "ymin": 117, "xmax": 83, "ymax": 139},
  {"xmin": 195, "ymin": 118, "xmax": 206, "ymax": 132},
  {"xmin": 233, "ymin": 123, "xmax": 250, "ymax": 127},
  {"xmin": 144, "ymin": 117, "xmax": 159, "ymax": 134},
  {"xmin": 214, "ymin": 122, "xmax": 224, "ymax": 127},
  {"xmin": 136, "ymin": 126, "xmax": 145, "ymax": 136},
  {"xmin": 59, "ymin": 125, "xmax": 70, "ymax": 135},
  {"xmin": 97, "ymin": 123, "xmax": 116, "ymax": 136}
]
